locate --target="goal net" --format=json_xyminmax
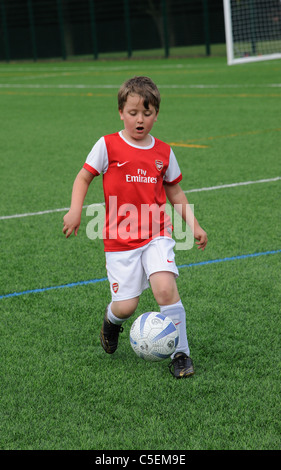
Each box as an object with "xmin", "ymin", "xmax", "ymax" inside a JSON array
[{"xmin": 223, "ymin": 0, "xmax": 281, "ymax": 64}]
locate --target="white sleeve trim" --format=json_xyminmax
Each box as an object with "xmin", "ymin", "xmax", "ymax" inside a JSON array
[
  {"xmin": 85, "ymin": 136, "xmax": 109, "ymax": 174},
  {"xmin": 164, "ymin": 148, "xmax": 182, "ymax": 183}
]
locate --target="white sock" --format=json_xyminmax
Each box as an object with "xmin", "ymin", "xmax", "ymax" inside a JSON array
[
  {"xmin": 107, "ymin": 302, "xmax": 126, "ymax": 325},
  {"xmin": 160, "ymin": 300, "xmax": 190, "ymax": 358}
]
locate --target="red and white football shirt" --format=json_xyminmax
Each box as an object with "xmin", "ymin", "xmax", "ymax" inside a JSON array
[{"xmin": 83, "ymin": 131, "xmax": 182, "ymax": 252}]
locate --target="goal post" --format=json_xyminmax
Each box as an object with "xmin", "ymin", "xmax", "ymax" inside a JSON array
[{"xmin": 223, "ymin": 0, "xmax": 281, "ymax": 65}]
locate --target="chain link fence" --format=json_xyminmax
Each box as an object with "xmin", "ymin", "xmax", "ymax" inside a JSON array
[{"xmin": 0, "ymin": 0, "xmax": 226, "ymax": 61}]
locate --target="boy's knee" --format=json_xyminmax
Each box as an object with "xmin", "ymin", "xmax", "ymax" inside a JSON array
[
  {"xmin": 111, "ymin": 297, "xmax": 139, "ymax": 319},
  {"xmin": 154, "ymin": 287, "xmax": 179, "ymax": 306},
  {"xmin": 150, "ymin": 273, "xmax": 180, "ymax": 306}
]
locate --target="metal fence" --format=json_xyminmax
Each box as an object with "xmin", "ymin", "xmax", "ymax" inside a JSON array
[{"xmin": 0, "ymin": 0, "xmax": 225, "ymax": 61}]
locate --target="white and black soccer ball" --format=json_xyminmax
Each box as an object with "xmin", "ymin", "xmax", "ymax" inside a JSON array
[{"xmin": 129, "ymin": 311, "xmax": 179, "ymax": 362}]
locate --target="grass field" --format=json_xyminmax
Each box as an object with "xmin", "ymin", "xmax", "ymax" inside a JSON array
[{"xmin": 0, "ymin": 55, "xmax": 280, "ymax": 452}]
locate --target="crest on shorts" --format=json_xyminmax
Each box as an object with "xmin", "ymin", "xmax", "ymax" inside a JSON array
[
  {"xmin": 155, "ymin": 160, "xmax": 163, "ymax": 171},
  {"xmin": 112, "ymin": 282, "xmax": 119, "ymax": 293}
]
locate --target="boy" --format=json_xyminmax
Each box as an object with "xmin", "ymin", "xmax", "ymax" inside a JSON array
[{"xmin": 63, "ymin": 76, "xmax": 207, "ymax": 378}]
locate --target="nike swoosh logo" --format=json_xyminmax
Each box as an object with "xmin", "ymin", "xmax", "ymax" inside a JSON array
[
  {"xmin": 117, "ymin": 161, "xmax": 129, "ymax": 167},
  {"xmin": 167, "ymin": 259, "xmax": 174, "ymax": 263}
]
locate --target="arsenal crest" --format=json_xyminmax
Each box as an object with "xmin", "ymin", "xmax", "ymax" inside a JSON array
[
  {"xmin": 112, "ymin": 282, "xmax": 119, "ymax": 293},
  {"xmin": 155, "ymin": 160, "xmax": 163, "ymax": 171}
]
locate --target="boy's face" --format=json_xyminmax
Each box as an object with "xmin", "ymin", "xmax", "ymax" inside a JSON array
[{"xmin": 119, "ymin": 94, "xmax": 158, "ymax": 145}]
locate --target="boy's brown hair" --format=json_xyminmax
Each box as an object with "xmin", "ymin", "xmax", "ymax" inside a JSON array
[{"xmin": 118, "ymin": 76, "xmax": 161, "ymax": 113}]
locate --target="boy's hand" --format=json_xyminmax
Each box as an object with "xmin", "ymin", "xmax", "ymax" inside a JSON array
[
  {"xmin": 194, "ymin": 226, "xmax": 208, "ymax": 251},
  {"xmin": 63, "ymin": 209, "xmax": 81, "ymax": 238}
]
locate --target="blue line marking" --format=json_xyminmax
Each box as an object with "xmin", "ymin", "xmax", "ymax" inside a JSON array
[
  {"xmin": 1, "ymin": 249, "xmax": 280, "ymax": 300},
  {"xmin": 177, "ymin": 249, "xmax": 281, "ymax": 269},
  {"xmin": 0, "ymin": 277, "xmax": 108, "ymax": 300}
]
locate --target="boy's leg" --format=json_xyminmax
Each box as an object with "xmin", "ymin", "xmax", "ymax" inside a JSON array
[
  {"xmin": 142, "ymin": 238, "xmax": 194, "ymax": 377},
  {"xmin": 101, "ymin": 248, "xmax": 146, "ymax": 354},
  {"xmin": 111, "ymin": 297, "xmax": 139, "ymax": 321},
  {"xmin": 100, "ymin": 298, "xmax": 139, "ymax": 354},
  {"xmin": 149, "ymin": 271, "xmax": 194, "ymax": 378},
  {"xmin": 149, "ymin": 271, "xmax": 189, "ymax": 356},
  {"xmin": 149, "ymin": 270, "xmax": 180, "ymax": 306}
]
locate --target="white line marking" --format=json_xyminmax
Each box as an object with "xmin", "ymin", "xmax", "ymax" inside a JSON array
[
  {"xmin": 0, "ymin": 64, "xmax": 187, "ymax": 73},
  {"xmin": 0, "ymin": 177, "xmax": 280, "ymax": 221},
  {"xmin": 0, "ymin": 83, "xmax": 118, "ymax": 89},
  {"xmin": 0, "ymin": 83, "xmax": 281, "ymax": 89},
  {"xmin": 0, "ymin": 203, "xmax": 104, "ymax": 220},
  {"xmin": 183, "ymin": 176, "xmax": 281, "ymax": 193},
  {"xmin": 0, "ymin": 207, "xmax": 72, "ymax": 220}
]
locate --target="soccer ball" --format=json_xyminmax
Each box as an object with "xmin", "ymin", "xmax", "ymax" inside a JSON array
[{"xmin": 129, "ymin": 311, "xmax": 179, "ymax": 362}]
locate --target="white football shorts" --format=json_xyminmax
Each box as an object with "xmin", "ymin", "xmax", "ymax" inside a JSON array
[{"xmin": 105, "ymin": 236, "xmax": 179, "ymax": 301}]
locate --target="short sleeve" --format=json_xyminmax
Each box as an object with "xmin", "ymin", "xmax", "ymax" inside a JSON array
[
  {"xmin": 164, "ymin": 148, "xmax": 182, "ymax": 185},
  {"xmin": 83, "ymin": 136, "xmax": 109, "ymax": 176}
]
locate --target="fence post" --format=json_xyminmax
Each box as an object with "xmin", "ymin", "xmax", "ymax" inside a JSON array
[
  {"xmin": 202, "ymin": 0, "xmax": 211, "ymax": 56},
  {"xmin": 89, "ymin": 0, "xmax": 98, "ymax": 59},
  {"xmin": 27, "ymin": 0, "xmax": 37, "ymax": 61},
  {"xmin": 161, "ymin": 0, "xmax": 169, "ymax": 58},
  {"xmin": 57, "ymin": 0, "xmax": 66, "ymax": 60},
  {"xmin": 0, "ymin": 0, "xmax": 10, "ymax": 62},
  {"xmin": 123, "ymin": 0, "xmax": 132, "ymax": 58},
  {"xmin": 250, "ymin": 0, "xmax": 256, "ymax": 55}
]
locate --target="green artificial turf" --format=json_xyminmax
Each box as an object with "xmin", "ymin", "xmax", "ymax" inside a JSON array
[{"xmin": 0, "ymin": 56, "xmax": 280, "ymax": 450}]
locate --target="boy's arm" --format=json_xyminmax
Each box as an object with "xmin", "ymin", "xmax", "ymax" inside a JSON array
[
  {"xmin": 165, "ymin": 183, "xmax": 208, "ymax": 251},
  {"xmin": 63, "ymin": 168, "xmax": 94, "ymax": 238}
]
